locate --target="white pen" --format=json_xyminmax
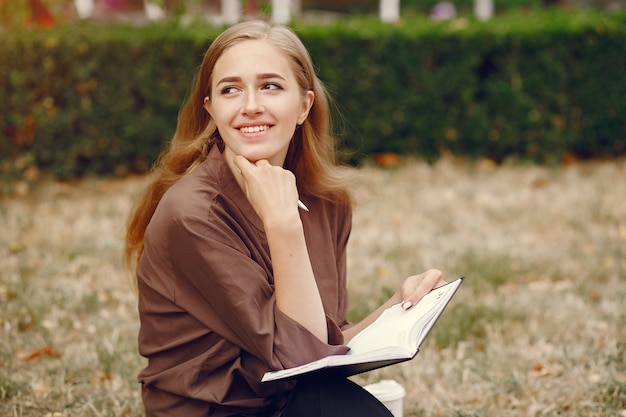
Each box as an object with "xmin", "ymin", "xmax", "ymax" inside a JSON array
[{"xmin": 297, "ymin": 200, "xmax": 309, "ymax": 212}]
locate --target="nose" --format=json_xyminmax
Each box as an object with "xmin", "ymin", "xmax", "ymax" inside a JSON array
[{"xmin": 242, "ymin": 90, "xmax": 264, "ymax": 115}]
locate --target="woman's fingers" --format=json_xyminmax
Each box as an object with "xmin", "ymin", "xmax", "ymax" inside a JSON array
[
  {"xmin": 232, "ymin": 155, "xmax": 299, "ymax": 222},
  {"xmin": 233, "ymin": 155, "xmax": 254, "ymax": 181},
  {"xmin": 400, "ymin": 269, "xmax": 446, "ymax": 310},
  {"xmin": 233, "ymin": 156, "xmax": 288, "ymax": 186}
]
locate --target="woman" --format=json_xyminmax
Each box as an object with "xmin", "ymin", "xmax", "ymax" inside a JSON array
[{"xmin": 125, "ymin": 20, "xmax": 444, "ymax": 417}]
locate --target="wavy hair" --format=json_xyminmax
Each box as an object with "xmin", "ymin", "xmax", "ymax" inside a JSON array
[{"xmin": 124, "ymin": 20, "xmax": 351, "ymax": 273}]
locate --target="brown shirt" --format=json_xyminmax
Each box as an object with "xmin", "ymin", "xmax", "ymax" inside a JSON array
[{"xmin": 137, "ymin": 146, "xmax": 352, "ymax": 417}]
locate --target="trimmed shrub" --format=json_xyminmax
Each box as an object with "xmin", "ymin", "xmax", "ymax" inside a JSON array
[
  {"xmin": 1, "ymin": 10, "xmax": 625, "ymax": 179},
  {"xmin": 1, "ymin": 23, "xmax": 216, "ymax": 178}
]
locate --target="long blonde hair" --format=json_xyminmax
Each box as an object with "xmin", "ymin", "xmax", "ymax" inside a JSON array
[{"xmin": 124, "ymin": 20, "xmax": 351, "ymax": 273}]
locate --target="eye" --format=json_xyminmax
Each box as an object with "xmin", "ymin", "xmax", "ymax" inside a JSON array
[
  {"xmin": 262, "ymin": 82, "xmax": 283, "ymax": 91},
  {"xmin": 220, "ymin": 86, "xmax": 240, "ymax": 95}
]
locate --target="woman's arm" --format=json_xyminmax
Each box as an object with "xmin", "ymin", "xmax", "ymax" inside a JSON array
[
  {"xmin": 234, "ymin": 156, "xmax": 328, "ymax": 342},
  {"xmin": 342, "ymin": 269, "xmax": 446, "ymax": 343},
  {"xmin": 264, "ymin": 210, "xmax": 328, "ymax": 342}
]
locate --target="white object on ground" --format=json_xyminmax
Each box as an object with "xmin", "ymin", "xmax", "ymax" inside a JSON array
[{"xmin": 363, "ymin": 379, "xmax": 406, "ymax": 417}]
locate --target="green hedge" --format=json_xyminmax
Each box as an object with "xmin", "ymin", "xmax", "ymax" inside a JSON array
[
  {"xmin": 1, "ymin": 24, "xmax": 214, "ymax": 178},
  {"xmin": 1, "ymin": 10, "xmax": 625, "ymax": 179},
  {"xmin": 308, "ymin": 12, "xmax": 626, "ymax": 163}
]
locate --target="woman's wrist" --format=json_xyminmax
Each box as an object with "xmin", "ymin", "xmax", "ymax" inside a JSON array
[{"xmin": 263, "ymin": 210, "xmax": 303, "ymax": 236}]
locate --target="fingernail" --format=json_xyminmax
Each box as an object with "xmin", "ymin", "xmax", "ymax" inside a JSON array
[{"xmin": 401, "ymin": 301, "xmax": 412, "ymax": 310}]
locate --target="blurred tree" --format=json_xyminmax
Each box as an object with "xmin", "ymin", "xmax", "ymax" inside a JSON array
[
  {"xmin": 94, "ymin": 0, "xmax": 144, "ymax": 13},
  {"xmin": 28, "ymin": 0, "xmax": 57, "ymax": 27},
  {"xmin": 162, "ymin": 0, "xmax": 185, "ymax": 15},
  {"xmin": 245, "ymin": 0, "xmax": 258, "ymax": 13},
  {"xmin": 0, "ymin": 0, "xmax": 19, "ymax": 26},
  {"xmin": 155, "ymin": 0, "xmax": 220, "ymax": 18},
  {"xmin": 0, "ymin": 0, "xmax": 64, "ymax": 27},
  {"xmin": 302, "ymin": 0, "xmax": 377, "ymax": 12}
]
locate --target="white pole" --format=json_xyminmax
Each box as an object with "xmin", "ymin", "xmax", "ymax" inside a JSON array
[
  {"xmin": 474, "ymin": 0, "xmax": 493, "ymax": 21},
  {"xmin": 272, "ymin": 0, "xmax": 290, "ymax": 24},
  {"xmin": 75, "ymin": 0, "xmax": 95, "ymax": 18},
  {"xmin": 379, "ymin": 0, "xmax": 400, "ymax": 23},
  {"xmin": 222, "ymin": 0, "xmax": 241, "ymax": 24}
]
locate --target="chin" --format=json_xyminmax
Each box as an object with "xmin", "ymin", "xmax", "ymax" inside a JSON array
[
  {"xmin": 239, "ymin": 153, "xmax": 266, "ymax": 163},
  {"xmin": 242, "ymin": 150, "xmax": 286, "ymax": 165}
]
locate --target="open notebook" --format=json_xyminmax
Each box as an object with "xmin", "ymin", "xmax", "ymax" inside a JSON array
[{"xmin": 262, "ymin": 277, "xmax": 464, "ymax": 382}]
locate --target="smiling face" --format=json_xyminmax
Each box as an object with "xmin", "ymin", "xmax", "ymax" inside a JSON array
[{"xmin": 204, "ymin": 39, "xmax": 314, "ymax": 170}]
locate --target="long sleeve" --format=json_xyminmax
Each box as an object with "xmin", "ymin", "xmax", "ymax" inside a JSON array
[{"xmin": 165, "ymin": 207, "xmax": 348, "ymax": 370}]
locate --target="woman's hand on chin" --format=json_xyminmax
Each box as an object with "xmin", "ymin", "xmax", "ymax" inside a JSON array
[{"xmin": 233, "ymin": 155, "xmax": 301, "ymax": 227}]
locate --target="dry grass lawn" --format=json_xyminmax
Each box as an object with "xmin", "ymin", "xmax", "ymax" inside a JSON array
[{"xmin": 1, "ymin": 157, "xmax": 625, "ymax": 417}]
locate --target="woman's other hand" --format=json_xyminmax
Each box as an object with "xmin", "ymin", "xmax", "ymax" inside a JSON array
[
  {"xmin": 342, "ymin": 268, "xmax": 446, "ymax": 343},
  {"xmin": 398, "ymin": 269, "xmax": 446, "ymax": 310}
]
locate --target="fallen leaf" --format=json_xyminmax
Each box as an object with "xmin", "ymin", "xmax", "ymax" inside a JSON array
[
  {"xmin": 17, "ymin": 345, "xmax": 61, "ymax": 361},
  {"xmin": 0, "ymin": 285, "xmax": 17, "ymax": 301},
  {"xmin": 373, "ymin": 153, "xmax": 403, "ymax": 167},
  {"xmin": 588, "ymin": 289, "xmax": 601, "ymax": 302}
]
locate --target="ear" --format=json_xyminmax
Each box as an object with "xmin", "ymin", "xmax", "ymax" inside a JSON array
[
  {"xmin": 297, "ymin": 90, "xmax": 315, "ymax": 125},
  {"xmin": 203, "ymin": 96, "xmax": 211, "ymax": 115}
]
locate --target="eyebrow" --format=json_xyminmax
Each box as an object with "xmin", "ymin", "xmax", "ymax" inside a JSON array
[{"xmin": 216, "ymin": 73, "xmax": 286, "ymax": 85}]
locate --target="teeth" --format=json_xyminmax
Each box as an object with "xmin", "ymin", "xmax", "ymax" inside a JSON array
[{"xmin": 240, "ymin": 125, "xmax": 268, "ymax": 133}]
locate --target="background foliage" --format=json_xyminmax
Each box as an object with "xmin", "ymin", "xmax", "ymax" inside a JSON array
[{"xmin": 1, "ymin": 10, "xmax": 625, "ymax": 180}]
